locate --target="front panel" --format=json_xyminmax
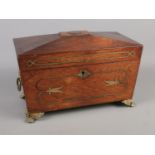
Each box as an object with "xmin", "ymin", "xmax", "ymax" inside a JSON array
[{"xmin": 21, "ymin": 60, "xmax": 140, "ymax": 112}]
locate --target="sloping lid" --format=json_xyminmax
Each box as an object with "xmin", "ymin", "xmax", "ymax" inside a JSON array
[{"xmin": 14, "ymin": 31, "xmax": 142, "ymax": 55}]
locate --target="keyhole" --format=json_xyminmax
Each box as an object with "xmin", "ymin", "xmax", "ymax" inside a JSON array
[
  {"xmin": 81, "ymin": 71, "xmax": 85, "ymax": 76},
  {"xmin": 77, "ymin": 70, "xmax": 91, "ymax": 78}
]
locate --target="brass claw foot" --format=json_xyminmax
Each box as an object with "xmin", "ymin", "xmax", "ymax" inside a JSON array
[
  {"xmin": 122, "ymin": 99, "xmax": 135, "ymax": 107},
  {"xmin": 26, "ymin": 112, "xmax": 44, "ymax": 123}
]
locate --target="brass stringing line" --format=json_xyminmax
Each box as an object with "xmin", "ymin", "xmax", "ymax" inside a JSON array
[
  {"xmin": 29, "ymin": 51, "xmax": 134, "ymax": 66},
  {"xmin": 40, "ymin": 91, "xmax": 125, "ymax": 105},
  {"xmin": 38, "ymin": 92, "xmax": 115, "ymax": 105},
  {"xmin": 46, "ymin": 50, "xmax": 134, "ymax": 61},
  {"xmin": 27, "ymin": 51, "xmax": 135, "ymax": 67}
]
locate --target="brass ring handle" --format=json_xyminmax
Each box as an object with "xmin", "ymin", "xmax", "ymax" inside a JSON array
[{"xmin": 16, "ymin": 77, "xmax": 22, "ymax": 91}]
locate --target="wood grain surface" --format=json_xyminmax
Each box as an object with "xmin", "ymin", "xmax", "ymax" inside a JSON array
[{"xmin": 14, "ymin": 31, "xmax": 143, "ymax": 113}]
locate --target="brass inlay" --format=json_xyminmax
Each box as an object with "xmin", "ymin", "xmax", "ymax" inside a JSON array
[
  {"xmin": 27, "ymin": 60, "xmax": 36, "ymax": 67},
  {"xmin": 105, "ymin": 80, "xmax": 122, "ymax": 86},
  {"xmin": 46, "ymin": 87, "xmax": 63, "ymax": 95},
  {"xmin": 47, "ymin": 51, "xmax": 135, "ymax": 61},
  {"xmin": 26, "ymin": 51, "xmax": 135, "ymax": 68}
]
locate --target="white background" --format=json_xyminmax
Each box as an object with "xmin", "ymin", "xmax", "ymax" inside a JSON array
[
  {"xmin": 0, "ymin": 19, "xmax": 155, "ymax": 135},
  {"xmin": 0, "ymin": 0, "xmax": 155, "ymax": 155}
]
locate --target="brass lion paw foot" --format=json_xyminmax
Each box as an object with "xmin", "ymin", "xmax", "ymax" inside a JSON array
[
  {"xmin": 26, "ymin": 112, "xmax": 44, "ymax": 123},
  {"xmin": 122, "ymin": 99, "xmax": 135, "ymax": 107}
]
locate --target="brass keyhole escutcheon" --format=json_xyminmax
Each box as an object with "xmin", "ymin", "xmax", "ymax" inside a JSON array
[{"xmin": 77, "ymin": 70, "xmax": 91, "ymax": 79}]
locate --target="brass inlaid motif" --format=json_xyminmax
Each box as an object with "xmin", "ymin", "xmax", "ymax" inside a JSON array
[
  {"xmin": 105, "ymin": 80, "xmax": 122, "ymax": 86},
  {"xmin": 27, "ymin": 60, "xmax": 36, "ymax": 67},
  {"xmin": 26, "ymin": 51, "xmax": 135, "ymax": 68},
  {"xmin": 46, "ymin": 87, "xmax": 63, "ymax": 95}
]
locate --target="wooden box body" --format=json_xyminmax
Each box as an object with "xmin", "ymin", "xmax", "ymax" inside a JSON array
[{"xmin": 14, "ymin": 31, "xmax": 143, "ymax": 117}]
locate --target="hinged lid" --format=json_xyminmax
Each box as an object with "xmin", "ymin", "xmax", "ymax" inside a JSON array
[{"xmin": 13, "ymin": 31, "xmax": 142, "ymax": 56}]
